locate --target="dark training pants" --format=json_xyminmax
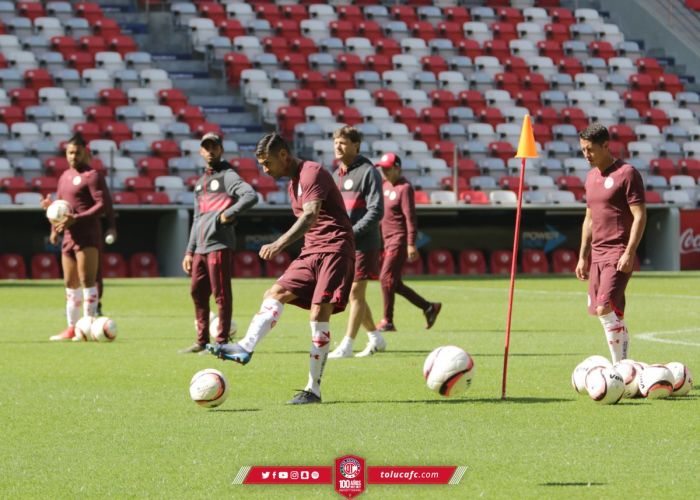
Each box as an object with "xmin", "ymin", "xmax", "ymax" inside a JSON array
[
  {"xmin": 190, "ymin": 249, "xmax": 234, "ymax": 345},
  {"xmin": 380, "ymin": 245, "xmax": 430, "ymax": 323}
]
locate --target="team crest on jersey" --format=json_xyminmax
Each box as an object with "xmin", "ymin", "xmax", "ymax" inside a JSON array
[
  {"xmin": 343, "ymin": 179, "xmax": 354, "ymax": 190},
  {"xmin": 389, "ymin": 191, "xmax": 397, "ymax": 200},
  {"xmin": 210, "ymin": 179, "xmax": 220, "ymax": 191},
  {"xmin": 72, "ymin": 176, "xmax": 82, "ymax": 186},
  {"xmin": 604, "ymin": 177, "xmax": 614, "ymax": 189}
]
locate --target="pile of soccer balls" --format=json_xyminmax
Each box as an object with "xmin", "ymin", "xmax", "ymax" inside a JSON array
[
  {"xmin": 73, "ymin": 316, "xmax": 118, "ymax": 342},
  {"xmin": 572, "ymin": 355, "xmax": 693, "ymax": 404}
]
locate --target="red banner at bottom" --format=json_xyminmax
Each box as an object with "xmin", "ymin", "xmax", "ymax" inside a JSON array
[{"xmin": 241, "ymin": 466, "xmax": 332, "ymax": 484}]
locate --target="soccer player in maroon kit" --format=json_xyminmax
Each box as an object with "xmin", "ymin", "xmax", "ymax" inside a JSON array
[
  {"xmin": 180, "ymin": 133, "xmax": 258, "ymax": 354},
  {"xmin": 575, "ymin": 123, "xmax": 647, "ymax": 364},
  {"xmin": 207, "ymin": 133, "xmax": 355, "ymax": 404},
  {"xmin": 374, "ymin": 153, "xmax": 441, "ymax": 332},
  {"xmin": 44, "ymin": 134, "xmax": 114, "ymax": 341}
]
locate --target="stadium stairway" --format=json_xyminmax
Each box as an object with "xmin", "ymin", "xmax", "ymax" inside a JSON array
[{"xmin": 114, "ymin": 3, "xmax": 265, "ymax": 152}]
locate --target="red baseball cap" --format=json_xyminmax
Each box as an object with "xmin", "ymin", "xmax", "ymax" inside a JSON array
[{"xmin": 375, "ymin": 152, "xmax": 401, "ymax": 168}]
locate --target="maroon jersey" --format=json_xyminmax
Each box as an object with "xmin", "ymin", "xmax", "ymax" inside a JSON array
[
  {"xmin": 585, "ymin": 160, "xmax": 645, "ymax": 263},
  {"xmin": 289, "ymin": 161, "xmax": 354, "ymax": 257},
  {"xmin": 381, "ymin": 177, "xmax": 417, "ymax": 247},
  {"xmin": 56, "ymin": 165, "xmax": 109, "ymax": 247}
]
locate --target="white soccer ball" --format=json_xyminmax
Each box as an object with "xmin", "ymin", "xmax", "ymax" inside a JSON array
[
  {"xmin": 189, "ymin": 368, "xmax": 229, "ymax": 408},
  {"xmin": 209, "ymin": 316, "xmax": 238, "ymax": 340},
  {"xmin": 46, "ymin": 200, "xmax": 73, "ymax": 225},
  {"xmin": 571, "ymin": 355, "xmax": 612, "ymax": 394},
  {"xmin": 90, "ymin": 316, "xmax": 118, "ymax": 342},
  {"xmin": 73, "ymin": 316, "xmax": 94, "ymax": 342},
  {"xmin": 423, "ymin": 346, "xmax": 474, "ymax": 397},
  {"xmin": 638, "ymin": 364, "xmax": 674, "ymax": 399},
  {"xmin": 584, "ymin": 366, "xmax": 625, "ymax": 405},
  {"xmin": 665, "ymin": 362, "xmax": 693, "ymax": 397},
  {"xmin": 614, "ymin": 361, "xmax": 639, "ymax": 398}
]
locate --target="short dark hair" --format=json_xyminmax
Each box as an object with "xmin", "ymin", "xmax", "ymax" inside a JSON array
[
  {"xmin": 579, "ymin": 123, "xmax": 609, "ymax": 144},
  {"xmin": 255, "ymin": 133, "xmax": 290, "ymax": 158},
  {"xmin": 332, "ymin": 125, "xmax": 362, "ymax": 144},
  {"xmin": 67, "ymin": 133, "xmax": 87, "ymax": 148}
]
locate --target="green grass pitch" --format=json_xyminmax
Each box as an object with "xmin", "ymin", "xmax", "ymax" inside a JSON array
[{"xmin": 1, "ymin": 273, "xmax": 698, "ymax": 499}]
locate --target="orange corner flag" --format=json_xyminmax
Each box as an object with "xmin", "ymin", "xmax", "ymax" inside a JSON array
[{"xmin": 514, "ymin": 115, "xmax": 538, "ymax": 159}]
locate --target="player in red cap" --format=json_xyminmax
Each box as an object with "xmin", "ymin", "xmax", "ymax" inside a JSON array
[
  {"xmin": 42, "ymin": 133, "xmax": 114, "ymax": 341},
  {"xmin": 575, "ymin": 123, "xmax": 646, "ymax": 364},
  {"xmin": 375, "ymin": 152, "xmax": 441, "ymax": 333}
]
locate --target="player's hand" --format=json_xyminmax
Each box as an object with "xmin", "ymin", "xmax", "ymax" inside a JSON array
[
  {"xmin": 616, "ymin": 253, "xmax": 634, "ymax": 273},
  {"xmin": 54, "ymin": 214, "xmax": 75, "ymax": 233},
  {"xmin": 575, "ymin": 258, "xmax": 589, "ymax": 281},
  {"xmin": 182, "ymin": 254, "xmax": 193, "ymax": 275},
  {"xmin": 407, "ymin": 244, "xmax": 418, "ymax": 262},
  {"xmin": 219, "ymin": 212, "xmax": 234, "ymax": 225},
  {"xmin": 40, "ymin": 194, "xmax": 52, "ymax": 210},
  {"xmin": 49, "ymin": 232, "xmax": 58, "ymax": 245},
  {"xmin": 259, "ymin": 242, "xmax": 282, "ymax": 260}
]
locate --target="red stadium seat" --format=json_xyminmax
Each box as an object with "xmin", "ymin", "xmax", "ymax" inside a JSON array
[
  {"xmin": 124, "ymin": 176, "xmax": 154, "ymax": 194},
  {"xmin": 420, "ymin": 107, "xmax": 448, "ymax": 127},
  {"xmin": 18, "ymin": 2, "xmax": 45, "ymax": 21},
  {"xmin": 650, "ymin": 159, "xmax": 678, "ymax": 181},
  {"xmin": 521, "ymin": 73, "xmax": 548, "ymax": 94},
  {"xmin": 365, "ymin": 54, "xmax": 392, "ymax": 74},
  {"xmin": 657, "ymin": 73, "xmax": 684, "ymax": 95},
  {"xmin": 99, "ymin": 88, "xmax": 128, "ymax": 110},
  {"xmin": 281, "ymin": 53, "xmax": 308, "ymax": 77},
  {"xmin": 412, "ymin": 123, "xmax": 439, "ymax": 148},
  {"xmin": 490, "ymin": 142, "xmax": 516, "ymax": 162},
  {"xmin": 422, "ymin": 56, "xmax": 448, "ymax": 77},
  {"xmin": 102, "ymin": 121, "xmax": 132, "ymax": 145},
  {"xmin": 44, "ymin": 157, "xmax": 69, "ymax": 177},
  {"xmin": 490, "ymin": 250, "xmax": 513, "ymax": 275},
  {"xmin": 264, "ymin": 251, "xmax": 291, "ymax": 277},
  {"xmin": 255, "ymin": 4, "xmax": 280, "ymax": 22},
  {"xmin": 30, "ymin": 176, "xmax": 58, "ymax": 197},
  {"xmin": 437, "ymin": 21, "xmax": 463, "ymax": 44},
  {"xmin": 102, "ymin": 252, "xmax": 128, "ymax": 278},
  {"xmin": 498, "ymin": 6, "xmax": 524, "ymax": 24},
  {"xmin": 286, "ymin": 89, "xmax": 315, "ymax": 109},
  {"xmin": 177, "ymin": 105, "xmax": 206, "ymax": 129},
  {"xmin": 330, "ymin": 20, "xmax": 354, "ymax": 41},
  {"xmin": 299, "ymin": 71, "xmax": 326, "ymax": 92},
  {"xmin": 93, "ymin": 18, "xmax": 122, "ymax": 39},
  {"xmin": 411, "ymin": 21, "xmax": 437, "ymax": 41},
  {"xmin": 0, "ymin": 177, "xmax": 28, "ymax": 198},
  {"xmin": 521, "ymin": 249, "xmax": 549, "ymax": 274},
  {"xmin": 457, "ymin": 39, "xmax": 481, "ymax": 59},
  {"xmin": 24, "ymin": 69, "xmax": 53, "ymax": 90},
  {"xmin": 444, "ymin": 6, "xmax": 470, "ymax": 23},
  {"xmin": 439, "ymin": 176, "xmax": 468, "ymax": 191},
  {"xmin": 152, "ymin": 140, "xmax": 181, "ymax": 162},
  {"xmin": 589, "ymin": 41, "xmax": 615, "ymax": 61},
  {"xmin": 337, "ymin": 5, "xmax": 363, "ymax": 23},
  {"xmin": 250, "ymin": 175, "xmax": 278, "ymax": 198},
  {"xmin": 78, "ymin": 36, "xmax": 107, "ymax": 57},
  {"xmin": 357, "ymin": 20, "xmax": 382, "ymax": 42},
  {"xmin": 230, "ymin": 157, "xmax": 260, "ymax": 182},
  {"xmin": 0, "ymin": 106, "xmax": 25, "ymax": 126},
  {"xmin": 219, "ymin": 19, "xmax": 246, "ymax": 39},
  {"xmin": 391, "ymin": 5, "xmax": 417, "ymax": 24},
  {"xmin": 394, "ymin": 106, "xmax": 420, "ymax": 130},
  {"xmin": 609, "ymin": 124, "xmax": 636, "ymax": 146},
  {"xmin": 158, "ymin": 89, "xmax": 188, "ymax": 110},
  {"xmin": 537, "ymin": 40, "xmax": 564, "ymax": 60},
  {"xmin": 140, "ymin": 192, "xmax": 170, "ymax": 205},
  {"xmin": 73, "ymin": 122, "xmax": 101, "ymax": 143},
  {"xmin": 197, "ymin": 2, "xmax": 226, "ymax": 25},
  {"xmin": 291, "ymin": 37, "xmax": 317, "ymax": 59},
  {"xmin": 276, "ymin": 106, "xmax": 305, "ymax": 140},
  {"xmin": 336, "ymin": 53, "xmax": 363, "ymax": 74},
  {"xmin": 31, "ymin": 253, "xmax": 60, "ymax": 279},
  {"xmin": 558, "ymin": 57, "xmax": 583, "ymax": 77},
  {"xmin": 86, "ymin": 106, "xmax": 116, "ymax": 128},
  {"xmin": 433, "ymin": 140, "xmax": 456, "ymax": 163},
  {"xmin": 402, "ymin": 252, "xmax": 424, "ymax": 275},
  {"xmin": 560, "ymin": 107, "xmax": 588, "ymax": 130},
  {"xmin": 491, "ymin": 23, "xmax": 517, "ymax": 44},
  {"xmin": 679, "ymin": 158, "xmax": 700, "ymax": 180},
  {"xmin": 503, "ymin": 56, "xmax": 529, "ymax": 78},
  {"xmin": 327, "ymin": 71, "xmax": 355, "ymax": 92},
  {"xmin": 495, "ymin": 72, "xmax": 520, "ymax": 94},
  {"xmin": 233, "ymin": 250, "xmax": 262, "ymax": 278},
  {"xmin": 623, "ymin": 91, "xmax": 650, "ymax": 114},
  {"xmin": 108, "ymin": 36, "xmax": 138, "ymax": 57},
  {"xmin": 336, "ymin": 106, "xmax": 362, "ymax": 126},
  {"xmin": 533, "ymin": 123, "xmax": 553, "ymax": 144},
  {"xmin": 458, "ymin": 249, "xmax": 486, "ymax": 274},
  {"xmin": 373, "ymin": 89, "xmax": 402, "ymax": 114},
  {"xmin": 459, "ymin": 90, "xmax": 486, "ymax": 114},
  {"xmin": 556, "ymin": 176, "xmax": 586, "ymax": 201},
  {"xmin": 51, "ymin": 36, "xmax": 78, "ymax": 59},
  {"xmin": 635, "ymin": 57, "xmax": 663, "ymax": 77},
  {"xmin": 414, "ymin": 190, "xmax": 431, "ymax": 205},
  {"xmin": 0, "ymin": 253, "xmax": 27, "ymax": 279},
  {"xmin": 644, "ymin": 108, "xmax": 670, "ymax": 129},
  {"xmin": 629, "ymin": 74, "xmax": 655, "ymax": 94},
  {"xmin": 282, "ymin": 4, "xmax": 307, "ymax": 24},
  {"xmin": 479, "ymin": 107, "xmax": 504, "ymax": 128},
  {"xmin": 549, "ymin": 8, "xmax": 575, "ymax": 27},
  {"xmin": 129, "ymin": 252, "xmax": 159, "ymax": 277},
  {"xmin": 457, "ymin": 159, "xmax": 480, "ymax": 178},
  {"xmin": 535, "ymin": 107, "xmax": 559, "ymax": 128},
  {"xmin": 9, "ymin": 89, "xmax": 38, "ymax": 109},
  {"xmin": 376, "ymin": 38, "xmax": 402, "ymax": 58},
  {"xmin": 75, "ymin": 2, "xmax": 104, "ymax": 24},
  {"xmin": 68, "ymin": 52, "xmax": 96, "ymax": 73},
  {"xmin": 137, "ymin": 157, "xmax": 168, "ymax": 179},
  {"xmin": 515, "ymin": 90, "xmax": 541, "ymax": 115},
  {"xmin": 644, "ymin": 190, "xmax": 662, "ymax": 204},
  {"xmin": 113, "ymin": 191, "xmax": 140, "ymax": 205},
  {"xmin": 545, "ymin": 23, "xmax": 569, "ymax": 43},
  {"xmin": 224, "ymin": 52, "xmax": 252, "ymax": 85},
  {"xmin": 551, "ymin": 248, "xmax": 578, "ymax": 274}
]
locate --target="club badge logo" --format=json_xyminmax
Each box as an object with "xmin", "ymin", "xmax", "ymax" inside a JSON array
[{"xmin": 335, "ymin": 455, "xmax": 365, "ymax": 499}]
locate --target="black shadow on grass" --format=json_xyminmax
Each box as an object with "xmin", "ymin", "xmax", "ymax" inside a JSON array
[
  {"xmin": 324, "ymin": 397, "xmax": 573, "ymax": 406},
  {"xmin": 210, "ymin": 408, "xmax": 261, "ymax": 413},
  {"xmin": 541, "ymin": 482, "xmax": 605, "ymax": 487}
]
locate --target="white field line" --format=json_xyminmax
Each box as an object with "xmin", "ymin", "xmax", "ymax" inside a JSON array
[
  {"xmin": 427, "ymin": 285, "xmax": 700, "ymax": 301},
  {"xmin": 636, "ymin": 328, "xmax": 700, "ymax": 347}
]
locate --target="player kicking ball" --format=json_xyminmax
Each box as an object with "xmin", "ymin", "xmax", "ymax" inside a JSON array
[{"xmin": 207, "ymin": 133, "xmax": 355, "ymax": 405}]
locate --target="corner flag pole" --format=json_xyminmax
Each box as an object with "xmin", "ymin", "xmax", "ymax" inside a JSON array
[{"xmin": 501, "ymin": 115, "xmax": 538, "ymax": 400}]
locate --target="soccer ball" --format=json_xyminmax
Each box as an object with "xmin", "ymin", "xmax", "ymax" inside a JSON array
[
  {"xmin": 584, "ymin": 366, "xmax": 625, "ymax": 405},
  {"xmin": 614, "ymin": 361, "xmax": 639, "ymax": 398},
  {"xmin": 665, "ymin": 362, "xmax": 693, "ymax": 397},
  {"xmin": 423, "ymin": 346, "xmax": 474, "ymax": 397},
  {"xmin": 638, "ymin": 364, "xmax": 674, "ymax": 399},
  {"xmin": 571, "ymin": 355, "xmax": 612, "ymax": 394},
  {"xmin": 189, "ymin": 368, "xmax": 229, "ymax": 408},
  {"xmin": 90, "ymin": 316, "xmax": 118, "ymax": 342},
  {"xmin": 46, "ymin": 200, "xmax": 72, "ymax": 225},
  {"xmin": 209, "ymin": 316, "xmax": 238, "ymax": 340},
  {"xmin": 73, "ymin": 316, "xmax": 94, "ymax": 342}
]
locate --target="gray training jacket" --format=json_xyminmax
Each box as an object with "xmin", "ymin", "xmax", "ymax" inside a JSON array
[{"xmin": 186, "ymin": 160, "xmax": 258, "ymax": 255}]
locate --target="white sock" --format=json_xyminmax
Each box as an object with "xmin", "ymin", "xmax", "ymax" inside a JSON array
[
  {"xmin": 238, "ymin": 298, "xmax": 284, "ymax": 353},
  {"xmin": 305, "ymin": 322, "xmax": 330, "ymax": 397},
  {"xmin": 367, "ymin": 330, "xmax": 383, "ymax": 344},
  {"xmin": 83, "ymin": 286, "xmax": 98, "ymax": 317},
  {"xmin": 599, "ymin": 311, "xmax": 628, "ymax": 364},
  {"xmin": 66, "ymin": 288, "xmax": 82, "ymax": 327}
]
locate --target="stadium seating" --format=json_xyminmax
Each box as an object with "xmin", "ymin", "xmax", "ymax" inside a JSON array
[
  {"xmin": 402, "ymin": 252, "xmax": 424, "ymax": 276},
  {"xmin": 233, "ymin": 250, "xmax": 262, "ymax": 278},
  {"xmin": 264, "ymin": 251, "xmax": 291, "ymax": 278},
  {"xmin": 521, "ymin": 249, "xmax": 549, "ymax": 274},
  {"xmin": 102, "ymin": 252, "xmax": 128, "ymax": 278},
  {"xmin": 458, "ymin": 249, "xmax": 486, "ymax": 274},
  {"xmin": 490, "ymin": 250, "xmax": 513, "ymax": 275},
  {"xmin": 551, "ymin": 248, "xmax": 578, "ymax": 274},
  {"xmin": 31, "ymin": 253, "xmax": 60, "ymax": 279},
  {"xmin": 0, "ymin": 253, "xmax": 27, "ymax": 279},
  {"xmin": 427, "ymin": 249, "xmax": 455, "ymax": 275},
  {"xmin": 129, "ymin": 252, "xmax": 158, "ymax": 277}
]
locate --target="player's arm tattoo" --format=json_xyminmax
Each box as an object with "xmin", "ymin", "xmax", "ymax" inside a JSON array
[{"xmin": 275, "ymin": 199, "xmax": 322, "ymax": 249}]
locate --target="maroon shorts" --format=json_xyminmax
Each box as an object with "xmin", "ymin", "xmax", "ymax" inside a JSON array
[
  {"xmin": 61, "ymin": 227, "xmax": 101, "ymax": 257},
  {"xmin": 277, "ymin": 252, "xmax": 355, "ymax": 313},
  {"xmin": 587, "ymin": 260, "xmax": 632, "ymax": 317},
  {"xmin": 354, "ymin": 249, "xmax": 380, "ymax": 281}
]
